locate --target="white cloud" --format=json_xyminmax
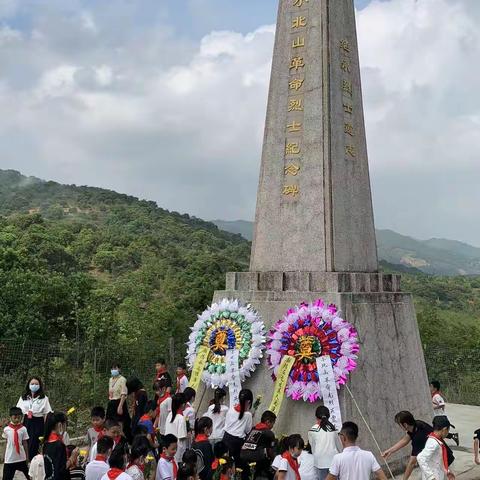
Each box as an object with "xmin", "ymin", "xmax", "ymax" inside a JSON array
[{"xmin": 1, "ymin": 0, "xmax": 480, "ymax": 245}]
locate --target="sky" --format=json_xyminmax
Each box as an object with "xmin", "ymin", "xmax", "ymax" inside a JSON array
[{"xmin": 1, "ymin": 0, "xmax": 480, "ymax": 246}]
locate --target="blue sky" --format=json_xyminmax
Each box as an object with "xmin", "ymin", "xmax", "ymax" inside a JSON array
[{"xmin": 1, "ymin": 0, "xmax": 480, "ymax": 245}]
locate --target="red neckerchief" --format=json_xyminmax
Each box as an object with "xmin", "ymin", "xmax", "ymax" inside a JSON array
[
  {"xmin": 282, "ymin": 452, "xmax": 301, "ymax": 480},
  {"xmin": 176, "ymin": 374, "xmax": 186, "ymax": 393},
  {"xmin": 140, "ymin": 414, "xmax": 151, "ymax": 422},
  {"xmin": 255, "ymin": 423, "xmax": 269, "ymax": 431},
  {"xmin": 107, "ymin": 468, "xmax": 124, "ymax": 480},
  {"xmin": 95, "ymin": 455, "xmax": 107, "ymax": 463},
  {"xmin": 220, "ymin": 475, "xmax": 229, "ymax": 480},
  {"xmin": 8, "ymin": 423, "xmax": 23, "ymax": 454},
  {"xmin": 113, "ymin": 435, "xmax": 122, "ymax": 445},
  {"xmin": 161, "ymin": 453, "xmax": 178, "ymax": 478},
  {"xmin": 194, "ymin": 434, "xmax": 209, "ymax": 442},
  {"xmin": 93, "ymin": 426, "xmax": 105, "ymax": 440},
  {"xmin": 127, "ymin": 463, "xmax": 145, "ymax": 473},
  {"xmin": 429, "ymin": 433, "xmax": 449, "ymax": 472},
  {"xmin": 158, "ymin": 392, "xmax": 171, "ymax": 405},
  {"xmin": 176, "ymin": 408, "xmax": 184, "ymax": 416},
  {"xmin": 211, "ymin": 459, "xmax": 219, "ymax": 470},
  {"xmin": 48, "ymin": 432, "xmax": 63, "ymax": 443},
  {"xmin": 234, "ymin": 404, "xmax": 241, "ymax": 412}
]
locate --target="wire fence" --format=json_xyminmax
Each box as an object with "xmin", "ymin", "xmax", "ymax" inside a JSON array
[{"xmin": 0, "ymin": 339, "xmax": 478, "ymax": 422}]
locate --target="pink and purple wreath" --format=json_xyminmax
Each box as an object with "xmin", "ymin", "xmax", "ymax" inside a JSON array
[{"xmin": 266, "ymin": 299, "xmax": 360, "ymax": 403}]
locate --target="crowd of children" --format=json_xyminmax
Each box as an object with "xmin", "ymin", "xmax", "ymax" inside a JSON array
[{"xmin": 2, "ymin": 364, "xmax": 479, "ymax": 480}]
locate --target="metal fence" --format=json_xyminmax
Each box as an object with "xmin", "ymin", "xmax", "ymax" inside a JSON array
[{"xmin": 0, "ymin": 338, "xmax": 478, "ymax": 421}]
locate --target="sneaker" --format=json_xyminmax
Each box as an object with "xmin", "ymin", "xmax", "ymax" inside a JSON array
[{"xmin": 451, "ymin": 433, "xmax": 460, "ymax": 446}]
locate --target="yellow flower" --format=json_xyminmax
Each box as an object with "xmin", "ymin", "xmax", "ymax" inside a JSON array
[
  {"xmin": 219, "ymin": 458, "xmax": 227, "ymax": 466},
  {"xmin": 79, "ymin": 450, "xmax": 88, "ymax": 456},
  {"xmin": 249, "ymin": 463, "xmax": 257, "ymax": 468},
  {"xmin": 39, "ymin": 436, "xmax": 44, "ymax": 442},
  {"xmin": 146, "ymin": 455, "xmax": 155, "ymax": 463},
  {"xmin": 235, "ymin": 468, "xmax": 243, "ymax": 473},
  {"xmin": 67, "ymin": 407, "xmax": 76, "ymax": 415}
]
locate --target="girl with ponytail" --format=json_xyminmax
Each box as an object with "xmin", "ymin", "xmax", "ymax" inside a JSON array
[
  {"xmin": 204, "ymin": 388, "xmax": 228, "ymax": 445},
  {"xmin": 165, "ymin": 394, "xmax": 187, "ymax": 463},
  {"xmin": 222, "ymin": 389, "xmax": 253, "ymax": 480},
  {"xmin": 307, "ymin": 406, "xmax": 342, "ymax": 480}
]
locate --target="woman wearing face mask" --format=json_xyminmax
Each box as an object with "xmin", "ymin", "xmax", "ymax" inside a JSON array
[
  {"xmin": 16, "ymin": 376, "xmax": 53, "ymax": 459},
  {"xmin": 106, "ymin": 363, "xmax": 131, "ymax": 442}
]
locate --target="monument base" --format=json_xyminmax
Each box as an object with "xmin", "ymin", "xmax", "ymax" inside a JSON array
[{"xmin": 199, "ymin": 271, "xmax": 432, "ymax": 472}]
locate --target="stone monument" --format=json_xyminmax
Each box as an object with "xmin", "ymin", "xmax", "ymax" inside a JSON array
[{"xmin": 209, "ymin": 0, "xmax": 432, "ymax": 466}]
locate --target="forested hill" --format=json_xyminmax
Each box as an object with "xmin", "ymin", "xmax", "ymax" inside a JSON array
[{"xmin": 0, "ymin": 169, "xmax": 250, "ymax": 355}]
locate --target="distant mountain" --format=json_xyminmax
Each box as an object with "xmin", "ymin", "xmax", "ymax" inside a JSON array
[{"xmin": 212, "ymin": 220, "xmax": 480, "ymax": 276}]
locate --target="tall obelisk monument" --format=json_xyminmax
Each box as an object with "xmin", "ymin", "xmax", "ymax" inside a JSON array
[{"xmin": 212, "ymin": 0, "xmax": 432, "ymax": 468}]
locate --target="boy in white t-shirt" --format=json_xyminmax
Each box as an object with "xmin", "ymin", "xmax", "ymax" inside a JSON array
[
  {"xmin": 2, "ymin": 407, "xmax": 30, "ymax": 480},
  {"xmin": 175, "ymin": 363, "xmax": 189, "ymax": 394},
  {"xmin": 430, "ymin": 381, "xmax": 446, "ymax": 416},
  {"xmin": 157, "ymin": 434, "xmax": 178, "ymax": 480},
  {"xmin": 277, "ymin": 434, "xmax": 304, "ymax": 480}
]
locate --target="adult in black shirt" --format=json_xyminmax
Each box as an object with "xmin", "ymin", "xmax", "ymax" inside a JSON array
[{"xmin": 382, "ymin": 411, "xmax": 432, "ymax": 480}]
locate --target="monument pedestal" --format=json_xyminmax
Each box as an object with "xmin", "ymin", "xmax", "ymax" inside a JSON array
[{"xmin": 209, "ymin": 271, "xmax": 432, "ymax": 468}]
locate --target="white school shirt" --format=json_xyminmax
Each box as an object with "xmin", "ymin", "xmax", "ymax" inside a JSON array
[
  {"xmin": 88, "ymin": 443, "xmax": 98, "ymax": 463},
  {"xmin": 85, "ymin": 459, "xmax": 109, "ymax": 480},
  {"xmin": 125, "ymin": 465, "xmax": 144, "ymax": 480},
  {"xmin": 272, "ymin": 455, "xmax": 283, "ymax": 472},
  {"xmin": 204, "ymin": 404, "xmax": 229, "ymax": 441},
  {"xmin": 165, "ymin": 412, "xmax": 188, "ymax": 462},
  {"xmin": 159, "ymin": 397, "xmax": 172, "ymax": 435},
  {"xmin": 298, "ymin": 451, "xmax": 317, "ymax": 480},
  {"xmin": 101, "ymin": 472, "xmax": 132, "ymax": 480},
  {"xmin": 417, "ymin": 436, "xmax": 449, "ymax": 480},
  {"xmin": 2, "ymin": 425, "xmax": 29, "ymax": 463},
  {"xmin": 277, "ymin": 457, "xmax": 298, "ymax": 480},
  {"xmin": 17, "ymin": 395, "xmax": 52, "ymax": 417},
  {"xmin": 29, "ymin": 454, "xmax": 45, "ymax": 480},
  {"xmin": 432, "ymin": 393, "xmax": 446, "ymax": 416},
  {"xmin": 184, "ymin": 403, "xmax": 196, "ymax": 431},
  {"xmin": 224, "ymin": 409, "xmax": 253, "ymax": 439},
  {"xmin": 329, "ymin": 446, "xmax": 381, "ymax": 480},
  {"xmin": 176, "ymin": 375, "xmax": 189, "ymax": 393},
  {"xmin": 308, "ymin": 424, "xmax": 342, "ymax": 469},
  {"xmin": 157, "ymin": 457, "xmax": 177, "ymax": 480}
]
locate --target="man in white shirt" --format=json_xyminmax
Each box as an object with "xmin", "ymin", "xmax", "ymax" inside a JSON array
[
  {"xmin": 326, "ymin": 422, "xmax": 387, "ymax": 480},
  {"xmin": 417, "ymin": 416, "xmax": 455, "ymax": 480},
  {"xmin": 85, "ymin": 437, "xmax": 113, "ymax": 480}
]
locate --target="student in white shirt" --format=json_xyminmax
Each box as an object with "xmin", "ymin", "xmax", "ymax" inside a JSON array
[
  {"xmin": 223, "ymin": 389, "xmax": 254, "ymax": 480},
  {"xmin": 417, "ymin": 416, "xmax": 455, "ymax": 480},
  {"xmin": 126, "ymin": 444, "xmax": 149, "ymax": 480},
  {"xmin": 100, "ymin": 446, "xmax": 132, "ymax": 480},
  {"xmin": 157, "ymin": 434, "xmax": 178, "ymax": 480},
  {"xmin": 16, "ymin": 376, "xmax": 53, "ymax": 460},
  {"xmin": 165, "ymin": 394, "xmax": 188, "ymax": 463},
  {"xmin": 204, "ymin": 388, "xmax": 228, "ymax": 445},
  {"xmin": 183, "ymin": 388, "xmax": 197, "ymax": 437},
  {"xmin": 175, "ymin": 363, "xmax": 189, "ymax": 394},
  {"xmin": 154, "ymin": 379, "xmax": 172, "ymax": 435},
  {"xmin": 277, "ymin": 434, "xmax": 304, "ymax": 480},
  {"xmin": 326, "ymin": 422, "xmax": 386, "ymax": 480},
  {"xmin": 86, "ymin": 437, "xmax": 114, "ymax": 480},
  {"xmin": 430, "ymin": 381, "xmax": 446, "ymax": 416},
  {"xmin": 298, "ymin": 445, "xmax": 317, "ymax": 480},
  {"xmin": 2, "ymin": 407, "xmax": 30, "ymax": 480},
  {"xmin": 308, "ymin": 406, "xmax": 342, "ymax": 480}
]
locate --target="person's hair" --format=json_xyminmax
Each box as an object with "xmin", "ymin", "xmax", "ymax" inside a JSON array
[
  {"xmin": 315, "ymin": 406, "xmax": 336, "ymax": 432},
  {"xmin": 219, "ymin": 456, "xmax": 234, "ymax": 475},
  {"xmin": 304, "ymin": 442, "xmax": 312, "ymax": 454},
  {"xmin": 237, "ymin": 389, "xmax": 253, "ymax": 420},
  {"xmin": 44, "ymin": 411, "xmax": 67, "ymax": 440},
  {"xmin": 177, "ymin": 464, "xmax": 196, "ymax": 480},
  {"xmin": 177, "ymin": 362, "xmax": 187, "ymax": 371},
  {"xmin": 104, "ymin": 419, "xmax": 121, "ymax": 430},
  {"xmin": 430, "ymin": 380, "xmax": 441, "ymax": 391},
  {"xmin": 97, "ymin": 436, "xmax": 114, "ymax": 455},
  {"xmin": 212, "ymin": 387, "xmax": 227, "ymax": 414},
  {"xmin": 287, "ymin": 434, "xmax": 305, "ymax": 450},
  {"xmin": 277, "ymin": 436, "xmax": 290, "ymax": 455},
  {"xmin": 108, "ymin": 447, "xmax": 127, "ymax": 469},
  {"xmin": 9, "ymin": 406, "xmax": 23, "ymax": 417},
  {"xmin": 144, "ymin": 400, "xmax": 157, "ymax": 413},
  {"xmin": 156, "ymin": 358, "xmax": 166, "ymax": 365},
  {"xmin": 126, "ymin": 377, "xmax": 144, "ymax": 394},
  {"xmin": 91, "ymin": 406, "xmax": 106, "ymax": 419},
  {"xmin": 183, "ymin": 387, "xmax": 196, "ymax": 403},
  {"xmin": 22, "ymin": 376, "xmax": 46, "ymax": 400},
  {"xmin": 171, "ymin": 393, "xmax": 186, "ymax": 423},
  {"xmin": 213, "ymin": 441, "xmax": 229, "ymax": 459},
  {"xmin": 131, "ymin": 434, "xmax": 150, "ymax": 453},
  {"xmin": 111, "ymin": 362, "xmax": 121, "ymax": 369},
  {"xmin": 132, "ymin": 424, "xmax": 149, "ymax": 436},
  {"xmin": 394, "ymin": 411, "xmax": 416, "ymax": 427},
  {"xmin": 340, "ymin": 422, "xmax": 359, "ymax": 442},
  {"xmin": 66, "ymin": 444, "xmax": 77, "ymax": 458},
  {"xmin": 161, "ymin": 433, "xmax": 178, "ymax": 450},
  {"xmin": 182, "ymin": 449, "xmax": 197, "ymax": 469},
  {"xmin": 130, "ymin": 444, "xmax": 149, "ymax": 462},
  {"xmin": 194, "ymin": 416, "xmax": 213, "ymax": 437},
  {"xmin": 260, "ymin": 410, "xmax": 277, "ymax": 424},
  {"xmin": 154, "ymin": 379, "xmax": 168, "ymax": 391}
]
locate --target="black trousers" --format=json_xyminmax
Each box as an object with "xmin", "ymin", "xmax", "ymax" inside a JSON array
[
  {"xmin": 222, "ymin": 432, "xmax": 250, "ymax": 480},
  {"xmin": 24, "ymin": 416, "xmax": 44, "ymax": 460},
  {"xmin": 106, "ymin": 398, "xmax": 132, "ymax": 442},
  {"xmin": 3, "ymin": 461, "xmax": 29, "ymax": 480}
]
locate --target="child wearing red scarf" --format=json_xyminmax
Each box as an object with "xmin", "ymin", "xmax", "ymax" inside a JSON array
[
  {"xmin": 2, "ymin": 407, "xmax": 30, "ymax": 480},
  {"xmin": 86, "ymin": 407, "xmax": 106, "ymax": 458},
  {"xmin": 156, "ymin": 434, "xmax": 178, "ymax": 480},
  {"xmin": 192, "ymin": 417, "xmax": 214, "ymax": 480},
  {"xmin": 276, "ymin": 434, "xmax": 304, "ymax": 480},
  {"xmin": 101, "ymin": 446, "xmax": 131, "ymax": 480},
  {"xmin": 175, "ymin": 363, "xmax": 189, "ymax": 394},
  {"xmin": 43, "ymin": 412, "xmax": 69, "ymax": 480},
  {"xmin": 154, "ymin": 379, "xmax": 172, "ymax": 436}
]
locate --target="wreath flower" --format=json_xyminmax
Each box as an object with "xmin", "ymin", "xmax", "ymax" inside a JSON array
[
  {"xmin": 187, "ymin": 299, "xmax": 266, "ymax": 388},
  {"xmin": 266, "ymin": 299, "xmax": 359, "ymax": 403}
]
